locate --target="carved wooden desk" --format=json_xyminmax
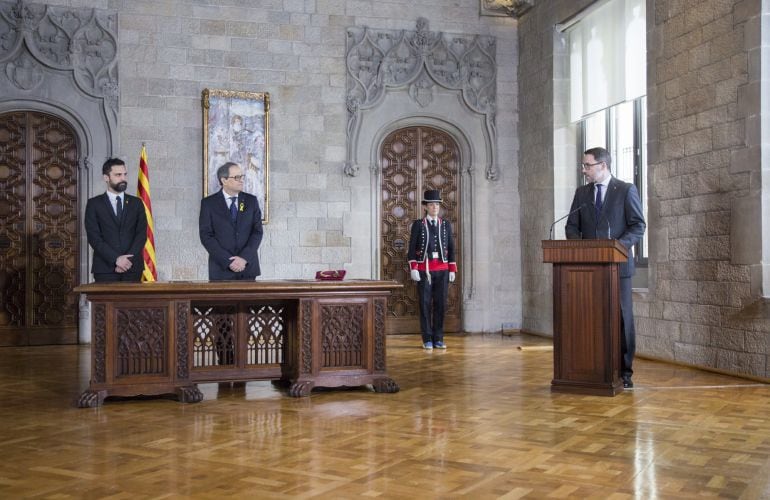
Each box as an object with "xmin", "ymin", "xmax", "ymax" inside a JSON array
[{"xmin": 74, "ymin": 280, "xmax": 402, "ymax": 407}]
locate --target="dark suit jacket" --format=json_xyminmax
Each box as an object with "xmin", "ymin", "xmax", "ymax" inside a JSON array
[
  {"xmin": 84, "ymin": 193, "xmax": 148, "ymax": 278},
  {"xmin": 407, "ymin": 217, "xmax": 456, "ymax": 265},
  {"xmin": 565, "ymin": 177, "xmax": 646, "ymax": 278},
  {"xmin": 199, "ymin": 190, "xmax": 263, "ymax": 280}
]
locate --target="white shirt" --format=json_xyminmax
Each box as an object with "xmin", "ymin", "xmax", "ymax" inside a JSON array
[
  {"xmin": 594, "ymin": 176, "xmax": 611, "ymax": 204},
  {"xmin": 106, "ymin": 191, "xmax": 124, "ymax": 216},
  {"xmin": 222, "ymin": 190, "xmax": 238, "ymax": 208}
]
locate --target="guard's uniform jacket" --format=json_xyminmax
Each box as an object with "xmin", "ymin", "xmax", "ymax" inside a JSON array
[{"xmin": 407, "ymin": 217, "xmax": 457, "ymax": 273}]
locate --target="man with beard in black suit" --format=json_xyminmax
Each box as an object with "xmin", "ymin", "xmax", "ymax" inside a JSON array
[{"xmin": 84, "ymin": 158, "xmax": 148, "ymax": 282}]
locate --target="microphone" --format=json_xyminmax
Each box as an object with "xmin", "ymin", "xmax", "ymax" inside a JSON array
[{"xmin": 549, "ymin": 203, "xmax": 587, "ymax": 240}]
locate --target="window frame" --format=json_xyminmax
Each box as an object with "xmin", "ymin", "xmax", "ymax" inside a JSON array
[{"xmin": 576, "ymin": 96, "xmax": 647, "ymax": 266}]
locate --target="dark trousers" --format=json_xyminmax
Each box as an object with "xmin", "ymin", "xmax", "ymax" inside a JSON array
[
  {"xmin": 417, "ymin": 270, "xmax": 449, "ymax": 343},
  {"xmin": 619, "ymin": 277, "xmax": 636, "ymax": 377},
  {"xmin": 93, "ymin": 272, "xmax": 142, "ymax": 282}
]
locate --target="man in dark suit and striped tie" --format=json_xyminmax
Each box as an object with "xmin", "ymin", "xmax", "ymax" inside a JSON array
[
  {"xmin": 84, "ymin": 158, "xmax": 148, "ymax": 282},
  {"xmin": 199, "ymin": 162, "xmax": 264, "ymax": 281}
]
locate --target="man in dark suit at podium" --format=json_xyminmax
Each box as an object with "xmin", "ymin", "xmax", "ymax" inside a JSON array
[
  {"xmin": 565, "ymin": 147, "xmax": 646, "ymax": 388},
  {"xmin": 84, "ymin": 158, "xmax": 148, "ymax": 282},
  {"xmin": 199, "ymin": 162, "xmax": 263, "ymax": 281}
]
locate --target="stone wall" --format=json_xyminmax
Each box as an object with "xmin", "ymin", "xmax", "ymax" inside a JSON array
[
  {"xmin": 640, "ymin": 0, "xmax": 770, "ymax": 377},
  {"xmin": 518, "ymin": 0, "xmax": 593, "ymax": 335},
  {"xmin": 13, "ymin": 0, "xmax": 522, "ymax": 332}
]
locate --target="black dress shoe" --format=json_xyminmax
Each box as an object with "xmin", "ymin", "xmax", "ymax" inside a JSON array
[{"xmin": 622, "ymin": 376, "xmax": 633, "ymax": 388}]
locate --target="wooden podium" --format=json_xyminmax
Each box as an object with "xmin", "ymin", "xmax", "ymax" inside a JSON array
[{"xmin": 542, "ymin": 239, "xmax": 628, "ymax": 396}]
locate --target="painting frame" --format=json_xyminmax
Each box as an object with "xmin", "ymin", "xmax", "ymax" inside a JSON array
[{"xmin": 202, "ymin": 88, "xmax": 270, "ymax": 223}]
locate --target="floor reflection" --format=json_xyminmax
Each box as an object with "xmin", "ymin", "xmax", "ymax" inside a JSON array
[{"xmin": 0, "ymin": 335, "xmax": 769, "ymax": 497}]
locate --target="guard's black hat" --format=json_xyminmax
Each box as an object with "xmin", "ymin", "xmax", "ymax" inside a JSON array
[{"xmin": 422, "ymin": 189, "xmax": 442, "ymax": 204}]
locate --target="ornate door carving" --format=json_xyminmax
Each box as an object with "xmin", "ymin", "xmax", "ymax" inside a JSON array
[
  {"xmin": 381, "ymin": 126, "xmax": 461, "ymax": 334},
  {"xmin": 0, "ymin": 111, "xmax": 79, "ymax": 345}
]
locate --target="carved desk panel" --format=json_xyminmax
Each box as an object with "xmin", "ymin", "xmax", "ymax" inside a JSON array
[{"xmin": 74, "ymin": 280, "xmax": 402, "ymax": 407}]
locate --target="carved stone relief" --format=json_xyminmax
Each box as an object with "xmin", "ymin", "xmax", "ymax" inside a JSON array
[
  {"xmin": 408, "ymin": 74, "xmax": 434, "ymax": 108},
  {"xmin": 480, "ymin": 0, "xmax": 535, "ymax": 17},
  {"xmin": 1, "ymin": 1, "xmax": 120, "ymax": 345},
  {"xmin": 346, "ymin": 17, "xmax": 499, "ymax": 180},
  {"xmin": 0, "ymin": 0, "xmax": 119, "ymax": 128},
  {"xmin": 5, "ymin": 51, "xmax": 41, "ymax": 89}
]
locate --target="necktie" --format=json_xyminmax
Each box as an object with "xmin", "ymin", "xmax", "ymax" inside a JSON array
[
  {"xmin": 116, "ymin": 196, "xmax": 123, "ymax": 219},
  {"xmin": 595, "ymin": 184, "xmax": 603, "ymax": 220},
  {"xmin": 230, "ymin": 197, "xmax": 238, "ymax": 222},
  {"xmin": 429, "ymin": 219, "xmax": 437, "ymax": 252}
]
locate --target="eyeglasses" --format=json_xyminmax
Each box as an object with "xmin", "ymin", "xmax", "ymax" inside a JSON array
[
  {"xmin": 226, "ymin": 175, "xmax": 245, "ymax": 181},
  {"xmin": 580, "ymin": 162, "xmax": 603, "ymax": 169}
]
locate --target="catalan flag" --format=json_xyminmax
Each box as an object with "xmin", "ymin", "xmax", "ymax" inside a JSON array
[{"xmin": 138, "ymin": 144, "xmax": 157, "ymax": 281}]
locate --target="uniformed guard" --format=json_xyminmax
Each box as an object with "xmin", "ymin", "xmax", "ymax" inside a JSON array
[{"xmin": 407, "ymin": 190, "xmax": 457, "ymax": 350}]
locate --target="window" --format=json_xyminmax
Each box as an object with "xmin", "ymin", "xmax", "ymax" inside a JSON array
[
  {"xmin": 569, "ymin": 0, "xmax": 646, "ymax": 121},
  {"xmin": 568, "ymin": 0, "xmax": 647, "ymax": 267}
]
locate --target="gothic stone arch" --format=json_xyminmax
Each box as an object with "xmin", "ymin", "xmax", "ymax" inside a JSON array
[
  {"xmin": 345, "ymin": 17, "xmax": 498, "ymax": 181},
  {"xmin": 0, "ymin": 0, "xmax": 120, "ymax": 343}
]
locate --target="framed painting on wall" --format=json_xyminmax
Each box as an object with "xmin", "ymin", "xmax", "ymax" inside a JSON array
[{"xmin": 202, "ymin": 88, "xmax": 270, "ymax": 223}]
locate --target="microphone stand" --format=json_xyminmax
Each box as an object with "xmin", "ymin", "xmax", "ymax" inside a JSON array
[{"xmin": 549, "ymin": 203, "xmax": 586, "ymax": 240}]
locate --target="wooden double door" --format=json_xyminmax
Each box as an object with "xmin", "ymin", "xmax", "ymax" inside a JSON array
[
  {"xmin": 380, "ymin": 126, "xmax": 462, "ymax": 334},
  {"xmin": 0, "ymin": 111, "xmax": 79, "ymax": 345}
]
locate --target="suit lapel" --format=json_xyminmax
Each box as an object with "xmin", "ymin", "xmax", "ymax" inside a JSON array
[
  {"xmin": 225, "ymin": 192, "xmax": 243, "ymax": 227},
  {"xmin": 120, "ymin": 195, "xmax": 131, "ymax": 224},
  {"xmin": 603, "ymin": 178, "xmax": 620, "ymax": 212},
  {"xmin": 216, "ymin": 190, "xmax": 234, "ymax": 224},
  {"xmin": 223, "ymin": 193, "xmax": 232, "ymax": 220},
  {"xmin": 234, "ymin": 194, "xmax": 242, "ymax": 227},
  {"xmin": 602, "ymin": 177, "xmax": 620, "ymax": 222}
]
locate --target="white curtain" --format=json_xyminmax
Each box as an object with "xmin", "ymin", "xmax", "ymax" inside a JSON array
[{"xmin": 569, "ymin": 0, "xmax": 646, "ymax": 122}]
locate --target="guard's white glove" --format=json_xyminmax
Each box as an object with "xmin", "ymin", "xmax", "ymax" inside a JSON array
[
  {"xmin": 449, "ymin": 272, "xmax": 456, "ymax": 283},
  {"xmin": 410, "ymin": 269, "xmax": 421, "ymax": 281}
]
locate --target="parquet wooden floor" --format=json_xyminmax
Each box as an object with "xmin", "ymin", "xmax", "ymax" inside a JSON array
[{"xmin": 1, "ymin": 333, "xmax": 769, "ymax": 499}]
